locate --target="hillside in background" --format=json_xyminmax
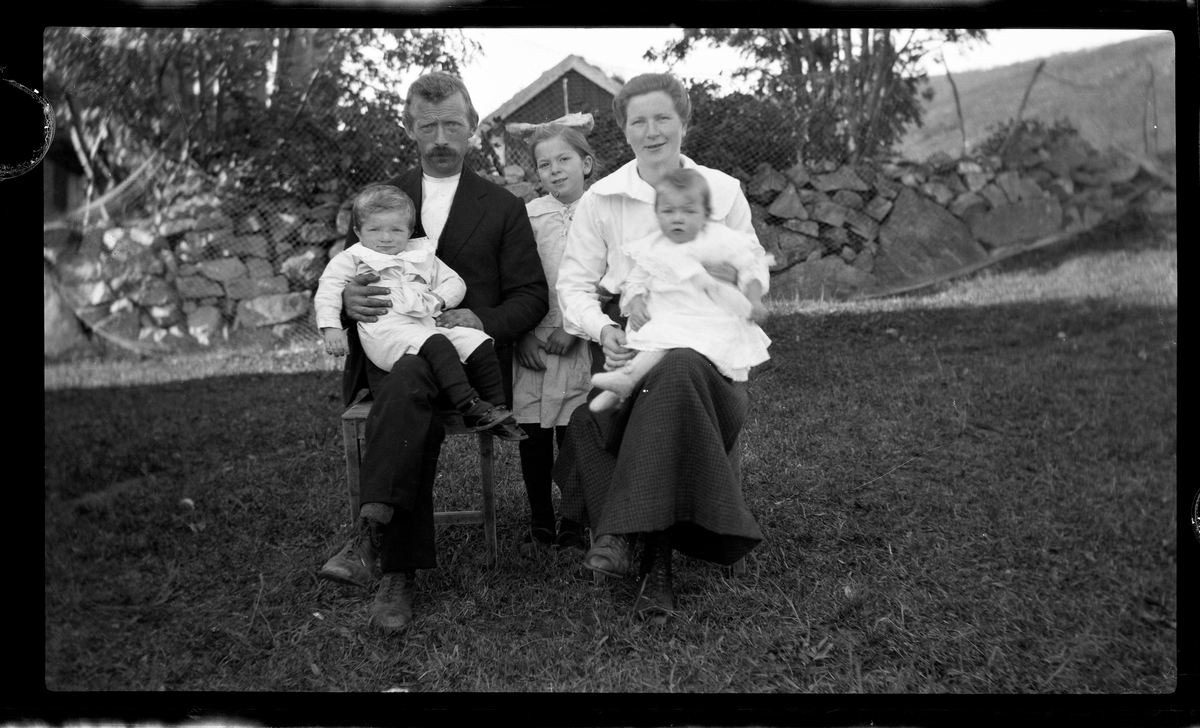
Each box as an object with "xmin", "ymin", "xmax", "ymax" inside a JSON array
[{"xmin": 898, "ymin": 33, "xmax": 1177, "ymax": 163}]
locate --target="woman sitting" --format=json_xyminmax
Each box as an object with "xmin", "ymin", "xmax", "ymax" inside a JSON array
[{"xmin": 554, "ymin": 72, "xmax": 767, "ymax": 623}]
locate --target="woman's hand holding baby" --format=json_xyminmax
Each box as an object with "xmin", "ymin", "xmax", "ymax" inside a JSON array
[{"xmin": 600, "ymin": 324, "xmax": 636, "ymax": 371}]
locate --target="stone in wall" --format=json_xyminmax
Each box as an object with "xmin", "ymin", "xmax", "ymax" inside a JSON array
[
  {"xmin": 950, "ymin": 192, "xmax": 988, "ymax": 219},
  {"xmin": 770, "ymin": 256, "xmax": 877, "ymax": 301},
  {"xmin": 939, "ymin": 173, "xmax": 967, "ymax": 196},
  {"xmin": 831, "ymin": 190, "xmax": 864, "ymax": 210},
  {"xmin": 93, "ymin": 302, "xmax": 141, "ymax": 342},
  {"xmin": 1042, "ymin": 134, "xmax": 1094, "ymax": 178},
  {"xmin": 176, "ymin": 275, "xmax": 225, "ymax": 299},
  {"xmin": 873, "ymin": 175, "xmax": 900, "ymax": 200},
  {"xmin": 57, "ymin": 246, "xmax": 105, "ymax": 286},
  {"xmin": 187, "ymin": 306, "xmax": 224, "ymax": 346},
  {"xmin": 193, "ymin": 209, "xmax": 232, "ymax": 232},
  {"xmin": 979, "ymin": 184, "xmax": 1008, "ymax": 209},
  {"xmin": 775, "ymin": 230, "xmax": 823, "ymax": 267},
  {"xmin": 280, "ymin": 247, "xmax": 329, "ymax": 290},
  {"xmin": 863, "ymin": 196, "xmax": 893, "ymax": 222},
  {"xmin": 843, "ymin": 209, "xmax": 880, "ymax": 242},
  {"xmin": 799, "ymin": 188, "xmax": 832, "ymax": 206},
  {"xmin": 750, "ymin": 204, "xmax": 786, "ymax": 273},
  {"xmin": 811, "ymin": 201, "xmax": 850, "ymax": 228},
  {"xmin": 224, "ymin": 276, "xmax": 290, "ymax": 300},
  {"xmin": 782, "ymin": 219, "xmax": 820, "ymax": 237},
  {"xmin": 197, "ymin": 258, "xmax": 248, "ymax": 282},
  {"xmin": 129, "ymin": 276, "xmax": 178, "ymax": 309},
  {"xmin": 969, "ymin": 197, "xmax": 1064, "ymax": 249},
  {"xmin": 784, "ymin": 162, "xmax": 811, "ymax": 188},
  {"xmin": 235, "ymin": 292, "xmax": 311, "ymax": 328},
  {"xmin": 920, "ymin": 181, "xmax": 956, "ymax": 206},
  {"xmin": 104, "ymin": 246, "xmax": 164, "ymax": 293},
  {"xmin": 1046, "ymin": 177, "xmax": 1075, "ymax": 201},
  {"xmin": 820, "ymin": 226, "xmax": 850, "ymax": 250},
  {"xmin": 178, "ymin": 229, "xmax": 232, "ymax": 262},
  {"xmin": 267, "ymin": 211, "xmax": 303, "ymax": 247},
  {"xmin": 45, "ymin": 271, "xmax": 90, "ymax": 358},
  {"xmin": 995, "ymin": 171, "xmax": 1043, "ymax": 203},
  {"xmin": 852, "ymin": 245, "xmax": 875, "ymax": 275},
  {"xmin": 308, "ymin": 202, "xmax": 340, "ymax": 225},
  {"xmin": 299, "ymin": 221, "xmax": 340, "ymax": 245},
  {"xmin": 221, "ymin": 234, "xmax": 270, "ymax": 259},
  {"xmin": 236, "ymin": 211, "xmax": 265, "ymax": 234},
  {"xmin": 146, "ymin": 302, "xmax": 185, "ymax": 328},
  {"xmin": 65, "ymin": 280, "xmax": 114, "ymax": 307},
  {"xmin": 159, "ymin": 216, "xmax": 198, "ymax": 237},
  {"xmin": 813, "ymin": 165, "xmax": 869, "ymax": 193},
  {"xmin": 767, "ymin": 184, "xmax": 808, "ymax": 219},
  {"xmin": 245, "ymin": 258, "xmax": 275, "ymax": 279},
  {"xmin": 748, "ymin": 163, "xmax": 789, "ymax": 201},
  {"xmin": 873, "ymin": 187, "xmax": 988, "ymax": 289}
]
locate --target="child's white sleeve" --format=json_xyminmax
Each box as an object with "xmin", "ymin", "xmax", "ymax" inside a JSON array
[
  {"xmin": 429, "ymin": 256, "xmax": 467, "ymax": 309},
  {"xmin": 314, "ymin": 252, "xmax": 358, "ymax": 330}
]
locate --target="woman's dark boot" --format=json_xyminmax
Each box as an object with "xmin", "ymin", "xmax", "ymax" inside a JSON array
[{"xmin": 635, "ymin": 531, "xmax": 675, "ymax": 623}]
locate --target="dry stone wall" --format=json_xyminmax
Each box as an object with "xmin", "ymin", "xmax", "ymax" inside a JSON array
[
  {"xmin": 44, "ymin": 130, "xmax": 1170, "ymax": 359},
  {"xmin": 747, "ymin": 132, "xmax": 1165, "ymax": 301}
]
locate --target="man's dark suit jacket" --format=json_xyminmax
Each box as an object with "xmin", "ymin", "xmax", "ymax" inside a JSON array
[{"xmin": 340, "ymin": 165, "xmax": 549, "ymax": 406}]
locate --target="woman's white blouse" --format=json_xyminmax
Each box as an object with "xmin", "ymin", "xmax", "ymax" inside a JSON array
[{"xmin": 556, "ymin": 155, "xmax": 759, "ymax": 343}]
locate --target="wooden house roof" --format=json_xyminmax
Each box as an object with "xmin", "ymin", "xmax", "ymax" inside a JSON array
[{"xmin": 480, "ymin": 54, "xmax": 623, "ymax": 131}]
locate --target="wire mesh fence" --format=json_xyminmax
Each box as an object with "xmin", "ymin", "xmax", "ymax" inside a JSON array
[{"xmin": 43, "ymin": 31, "xmax": 1175, "ymax": 361}]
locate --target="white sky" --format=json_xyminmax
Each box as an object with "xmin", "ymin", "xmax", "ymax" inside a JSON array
[{"xmin": 443, "ymin": 28, "xmax": 1170, "ymax": 119}]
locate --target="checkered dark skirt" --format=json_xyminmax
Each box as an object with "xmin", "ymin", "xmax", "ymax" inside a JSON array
[{"xmin": 553, "ymin": 348, "xmax": 764, "ymax": 565}]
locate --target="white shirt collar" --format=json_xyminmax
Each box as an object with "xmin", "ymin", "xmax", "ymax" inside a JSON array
[{"xmin": 588, "ymin": 155, "xmax": 742, "ymax": 219}]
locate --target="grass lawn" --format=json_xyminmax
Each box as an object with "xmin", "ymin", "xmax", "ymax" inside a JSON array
[{"xmin": 43, "ymin": 212, "xmax": 1177, "ymax": 695}]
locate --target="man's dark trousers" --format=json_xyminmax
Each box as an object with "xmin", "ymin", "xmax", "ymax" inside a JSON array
[{"xmin": 361, "ymin": 355, "xmax": 449, "ymax": 572}]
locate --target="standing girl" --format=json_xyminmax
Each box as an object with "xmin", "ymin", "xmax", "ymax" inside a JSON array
[{"xmin": 509, "ymin": 117, "xmax": 596, "ymax": 555}]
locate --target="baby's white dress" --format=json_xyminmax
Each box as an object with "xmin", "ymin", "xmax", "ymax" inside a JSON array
[
  {"xmin": 314, "ymin": 238, "xmax": 491, "ymax": 372},
  {"xmin": 620, "ymin": 223, "xmax": 773, "ymax": 381}
]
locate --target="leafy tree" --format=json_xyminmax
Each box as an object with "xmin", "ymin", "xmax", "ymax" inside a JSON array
[
  {"xmin": 646, "ymin": 28, "xmax": 988, "ymax": 166},
  {"xmin": 43, "ymin": 27, "xmax": 479, "ymax": 210},
  {"xmin": 682, "ymin": 80, "xmax": 799, "ymax": 176}
]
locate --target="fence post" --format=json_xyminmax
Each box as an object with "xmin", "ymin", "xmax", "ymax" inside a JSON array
[
  {"xmin": 942, "ymin": 53, "xmax": 967, "ymax": 158},
  {"xmin": 999, "ymin": 59, "xmax": 1045, "ymax": 159}
]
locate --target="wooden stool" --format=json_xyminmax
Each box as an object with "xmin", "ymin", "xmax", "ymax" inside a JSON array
[{"xmin": 341, "ymin": 400, "xmax": 498, "ymax": 569}]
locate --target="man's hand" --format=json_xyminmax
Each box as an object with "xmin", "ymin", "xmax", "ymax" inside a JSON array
[
  {"xmin": 542, "ymin": 326, "xmax": 579, "ymax": 356},
  {"xmin": 344, "ymin": 272, "xmax": 391, "ymax": 323},
  {"xmin": 436, "ymin": 308, "xmax": 484, "ymax": 330},
  {"xmin": 704, "ymin": 262, "xmax": 739, "ymax": 285},
  {"xmin": 627, "ymin": 295, "xmax": 651, "ymax": 332},
  {"xmin": 516, "ymin": 333, "xmax": 546, "ymax": 371},
  {"xmin": 322, "ymin": 328, "xmax": 348, "ymax": 356},
  {"xmin": 599, "ymin": 324, "xmax": 635, "ymax": 371}
]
